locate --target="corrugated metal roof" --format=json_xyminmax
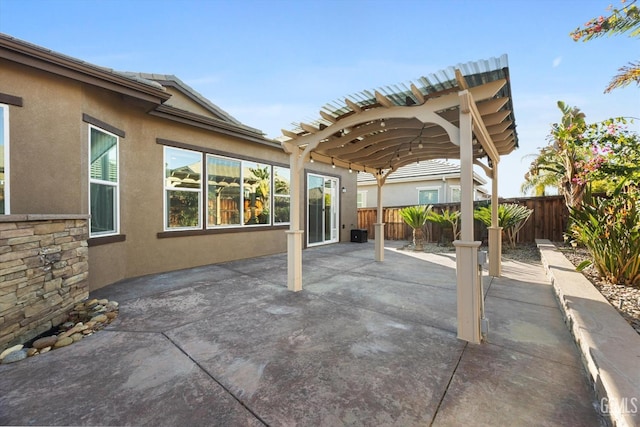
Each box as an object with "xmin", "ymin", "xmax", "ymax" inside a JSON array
[
  {"xmin": 291, "ymin": 55, "xmax": 516, "ymax": 148},
  {"xmin": 280, "ymin": 55, "xmax": 518, "ymax": 175}
]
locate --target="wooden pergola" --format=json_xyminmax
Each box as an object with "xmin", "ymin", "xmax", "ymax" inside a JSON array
[{"xmin": 280, "ymin": 55, "xmax": 518, "ymax": 343}]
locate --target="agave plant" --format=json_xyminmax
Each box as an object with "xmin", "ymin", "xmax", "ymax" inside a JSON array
[
  {"xmin": 399, "ymin": 205, "xmax": 432, "ymax": 250},
  {"xmin": 474, "ymin": 204, "xmax": 533, "ymax": 249},
  {"xmin": 569, "ymin": 182, "xmax": 640, "ymax": 286}
]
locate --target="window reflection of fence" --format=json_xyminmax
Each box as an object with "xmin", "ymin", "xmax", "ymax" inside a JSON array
[
  {"xmin": 207, "ymin": 197, "xmax": 239, "ymax": 226},
  {"xmin": 357, "ymin": 195, "xmax": 568, "ymax": 244}
]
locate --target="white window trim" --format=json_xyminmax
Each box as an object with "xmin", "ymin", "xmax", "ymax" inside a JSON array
[
  {"xmin": 357, "ymin": 190, "xmax": 367, "ymax": 208},
  {"xmin": 450, "ymin": 185, "xmax": 461, "ymax": 203},
  {"xmin": 416, "ymin": 186, "xmax": 440, "ymax": 204},
  {"xmin": 88, "ymin": 124, "xmax": 120, "ymax": 237},
  {"xmin": 1, "ymin": 103, "xmax": 9, "ymax": 215},
  {"xmin": 273, "ymin": 165, "xmax": 291, "ymax": 225},
  {"xmin": 163, "ymin": 147, "xmax": 203, "ymax": 231},
  {"xmin": 206, "ymin": 153, "xmax": 242, "ymax": 229}
]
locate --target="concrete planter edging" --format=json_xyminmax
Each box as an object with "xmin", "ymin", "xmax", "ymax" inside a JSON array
[{"xmin": 536, "ymin": 239, "xmax": 640, "ymax": 427}]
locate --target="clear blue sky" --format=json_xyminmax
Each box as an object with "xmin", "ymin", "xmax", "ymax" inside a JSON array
[{"xmin": 1, "ymin": 0, "xmax": 638, "ymax": 197}]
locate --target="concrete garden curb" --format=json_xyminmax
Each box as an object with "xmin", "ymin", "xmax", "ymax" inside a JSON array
[{"xmin": 536, "ymin": 239, "xmax": 640, "ymax": 427}]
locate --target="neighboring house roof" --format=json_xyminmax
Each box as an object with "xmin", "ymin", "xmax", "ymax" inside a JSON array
[
  {"xmin": 356, "ymin": 160, "xmax": 487, "ymax": 186},
  {"xmin": 0, "ymin": 33, "xmax": 275, "ymax": 146}
]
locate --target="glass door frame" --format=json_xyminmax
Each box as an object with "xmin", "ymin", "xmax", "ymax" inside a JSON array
[{"xmin": 306, "ymin": 172, "xmax": 339, "ymax": 247}]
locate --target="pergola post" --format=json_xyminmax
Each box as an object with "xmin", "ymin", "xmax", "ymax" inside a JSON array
[
  {"xmin": 375, "ymin": 175, "xmax": 385, "ymax": 262},
  {"xmin": 283, "ymin": 143, "xmax": 303, "ymax": 292},
  {"xmin": 488, "ymin": 162, "xmax": 502, "ymax": 277},
  {"xmin": 454, "ymin": 91, "xmax": 483, "ymax": 344}
]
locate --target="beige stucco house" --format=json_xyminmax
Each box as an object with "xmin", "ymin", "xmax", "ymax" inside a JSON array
[
  {"xmin": 0, "ymin": 33, "xmax": 357, "ymax": 291},
  {"xmin": 356, "ymin": 160, "xmax": 489, "ymax": 208}
]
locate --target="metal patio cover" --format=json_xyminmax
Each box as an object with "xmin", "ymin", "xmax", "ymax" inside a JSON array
[
  {"xmin": 279, "ymin": 55, "xmax": 519, "ymax": 344},
  {"xmin": 280, "ymin": 54, "xmax": 517, "ymax": 176}
]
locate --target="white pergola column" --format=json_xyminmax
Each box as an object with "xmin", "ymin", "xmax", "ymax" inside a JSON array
[
  {"xmin": 454, "ymin": 91, "xmax": 483, "ymax": 344},
  {"xmin": 283, "ymin": 143, "xmax": 303, "ymax": 292},
  {"xmin": 488, "ymin": 161, "xmax": 502, "ymax": 277},
  {"xmin": 375, "ymin": 175, "xmax": 385, "ymax": 262}
]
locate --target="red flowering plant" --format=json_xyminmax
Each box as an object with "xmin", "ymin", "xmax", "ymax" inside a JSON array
[
  {"xmin": 572, "ymin": 118, "xmax": 640, "ymax": 192},
  {"xmin": 570, "ymin": 0, "xmax": 640, "ymax": 92}
]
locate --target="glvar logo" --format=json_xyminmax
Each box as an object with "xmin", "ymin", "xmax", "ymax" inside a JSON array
[{"xmin": 600, "ymin": 397, "xmax": 638, "ymax": 414}]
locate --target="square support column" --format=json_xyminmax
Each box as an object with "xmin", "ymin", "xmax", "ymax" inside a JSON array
[
  {"xmin": 374, "ymin": 223, "xmax": 385, "ymax": 261},
  {"xmin": 488, "ymin": 227, "xmax": 502, "ymax": 277},
  {"xmin": 454, "ymin": 240, "xmax": 482, "ymax": 343},
  {"xmin": 286, "ymin": 230, "xmax": 303, "ymax": 291},
  {"xmin": 457, "ymin": 90, "xmax": 483, "ymax": 344}
]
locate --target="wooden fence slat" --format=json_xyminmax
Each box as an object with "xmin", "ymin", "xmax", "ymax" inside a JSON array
[{"xmin": 357, "ymin": 195, "xmax": 568, "ymax": 243}]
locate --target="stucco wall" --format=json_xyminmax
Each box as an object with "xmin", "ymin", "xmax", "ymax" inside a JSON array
[{"xmin": 2, "ymin": 57, "xmax": 358, "ymax": 292}]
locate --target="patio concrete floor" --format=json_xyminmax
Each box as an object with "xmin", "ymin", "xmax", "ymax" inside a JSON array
[{"xmin": 0, "ymin": 241, "xmax": 602, "ymax": 426}]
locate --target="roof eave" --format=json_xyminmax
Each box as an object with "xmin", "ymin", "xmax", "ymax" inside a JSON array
[{"xmin": 0, "ymin": 33, "xmax": 171, "ymax": 106}]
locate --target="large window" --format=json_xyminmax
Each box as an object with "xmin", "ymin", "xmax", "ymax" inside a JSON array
[
  {"xmin": 164, "ymin": 145, "xmax": 289, "ymax": 231},
  {"xmin": 418, "ymin": 188, "xmax": 439, "ymax": 205},
  {"xmin": 0, "ymin": 104, "xmax": 8, "ymax": 215},
  {"xmin": 243, "ymin": 161, "xmax": 271, "ymax": 225},
  {"xmin": 273, "ymin": 166, "xmax": 290, "ymax": 224},
  {"xmin": 89, "ymin": 126, "xmax": 119, "ymax": 236},
  {"xmin": 207, "ymin": 155, "xmax": 241, "ymax": 227},
  {"xmin": 164, "ymin": 147, "xmax": 202, "ymax": 230}
]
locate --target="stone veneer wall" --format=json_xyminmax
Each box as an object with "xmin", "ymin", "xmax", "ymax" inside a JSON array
[{"xmin": 0, "ymin": 215, "xmax": 89, "ymax": 351}]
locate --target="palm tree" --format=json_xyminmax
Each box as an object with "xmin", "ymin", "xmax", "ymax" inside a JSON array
[
  {"xmin": 399, "ymin": 205, "xmax": 432, "ymax": 250},
  {"xmin": 522, "ymin": 102, "xmax": 590, "ymax": 209},
  {"xmin": 570, "ymin": 0, "xmax": 640, "ymax": 92}
]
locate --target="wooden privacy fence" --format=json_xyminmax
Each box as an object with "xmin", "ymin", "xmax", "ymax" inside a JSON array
[{"xmin": 357, "ymin": 195, "xmax": 569, "ymax": 244}]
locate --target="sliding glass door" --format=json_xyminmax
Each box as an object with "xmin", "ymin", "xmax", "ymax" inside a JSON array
[{"xmin": 307, "ymin": 174, "xmax": 339, "ymax": 246}]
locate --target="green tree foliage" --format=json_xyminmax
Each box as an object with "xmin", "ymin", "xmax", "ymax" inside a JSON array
[
  {"xmin": 570, "ymin": 0, "xmax": 640, "ymax": 92},
  {"xmin": 523, "ymin": 102, "xmax": 589, "ymax": 208},
  {"xmin": 522, "ymin": 102, "xmax": 640, "ymax": 206},
  {"xmin": 474, "ymin": 204, "xmax": 533, "ymax": 249},
  {"xmin": 569, "ymin": 182, "xmax": 640, "ymax": 286}
]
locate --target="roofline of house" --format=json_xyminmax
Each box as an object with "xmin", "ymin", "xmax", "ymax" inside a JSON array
[
  {"xmin": 0, "ymin": 33, "xmax": 171, "ymax": 106},
  {"xmin": 151, "ymin": 105, "xmax": 280, "ymax": 148},
  {"xmin": 357, "ymin": 171, "xmax": 487, "ymax": 186},
  {"xmin": 0, "ymin": 33, "xmax": 280, "ymax": 146}
]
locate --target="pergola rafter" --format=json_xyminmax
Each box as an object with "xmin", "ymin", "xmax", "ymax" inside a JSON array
[{"xmin": 280, "ymin": 55, "xmax": 519, "ymax": 344}]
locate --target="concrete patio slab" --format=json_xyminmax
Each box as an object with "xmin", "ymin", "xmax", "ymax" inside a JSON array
[{"xmin": 0, "ymin": 241, "xmax": 603, "ymax": 426}]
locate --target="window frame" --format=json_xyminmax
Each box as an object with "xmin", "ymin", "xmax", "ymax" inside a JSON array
[
  {"xmin": 450, "ymin": 185, "xmax": 461, "ymax": 203},
  {"xmin": 273, "ymin": 165, "xmax": 291, "ymax": 225},
  {"xmin": 162, "ymin": 143, "xmax": 291, "ymax": 235},
  {"xmin": 88, "ymin": 124, "xmax": 120, "ymax": 237},
  {"xmin": 357, "ymin": 190, "xmax": 367, "ymax": 208},
  {"xmin": 164, "ymin": 146, "xmax": 203, "ymax": 231},
  {"xmin": 417, "ymin": 186, "xmax": 440, "ymax": 205},
  {"xmin": 0, "ymin": 103, "xmax": 9, "ymax": 215}
]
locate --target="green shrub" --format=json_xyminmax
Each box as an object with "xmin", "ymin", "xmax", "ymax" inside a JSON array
[
  {"xmin": 569, "ymin": 183, "xmax": 640, "ymax": 286},
  {"xmin": 474, "ymin": 204, "xmax": 533, "ymax": 248}
]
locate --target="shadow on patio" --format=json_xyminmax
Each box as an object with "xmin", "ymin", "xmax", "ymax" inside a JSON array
[{"xmin": 0, "ymin": 241, "xmax": 600, "ymax": 426}]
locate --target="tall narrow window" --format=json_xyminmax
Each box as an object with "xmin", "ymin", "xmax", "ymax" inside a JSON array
[
  {"xmin": 164, "ymin": 147, "xmax": 202, "ymax": 230},
  {"xmin": 273, "ymin": 166, "xmax": 290, "ymax": 224},
  {"xmin": 243, "ymin": 161, "xmax": 271, "ymax": 225},
  {"xmin": 89, "ymin": 126, "xmax": 119, "ymax": 236},
  {"xmin": 207, "ymin": 155, "xmax": 241, "ymax": 227},
  {"xmin": 0, "ymin": 104, "xmax": 8, "ymax": 215}
]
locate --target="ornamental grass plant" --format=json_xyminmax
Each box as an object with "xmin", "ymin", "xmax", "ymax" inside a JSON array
[{"xmin": 569, "ymin": 183, "xmax": 640, "ymax": 286}]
